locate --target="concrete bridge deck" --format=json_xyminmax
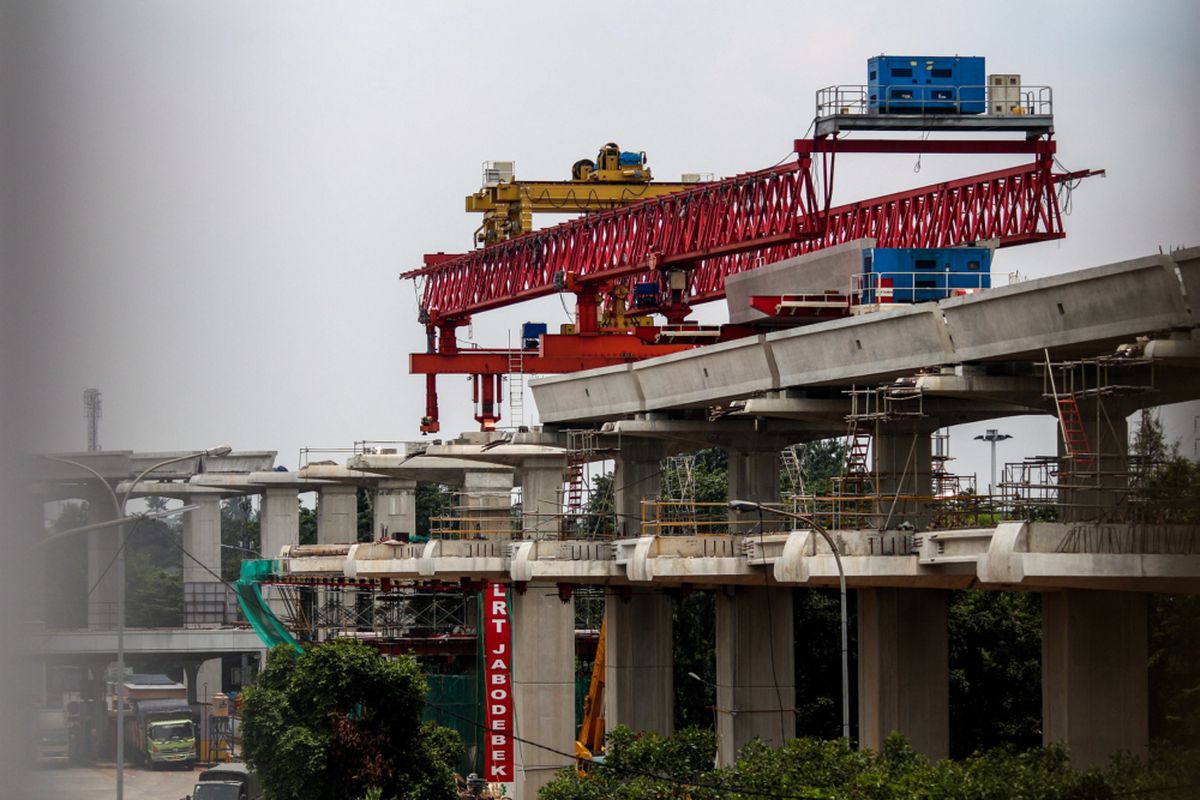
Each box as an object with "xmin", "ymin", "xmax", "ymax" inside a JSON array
[
  {"xmin": 280, "ymin": 522, "xmax": 1200, "ymax": 595},
  {"xmin": 531, "ymin": 248, "xmax": 1200, "ymax": 423}
]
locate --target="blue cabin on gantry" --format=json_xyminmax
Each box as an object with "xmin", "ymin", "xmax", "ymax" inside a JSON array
[
  {"xmin": 861, "ymin": 247, "xmax": 992, "ymax": 303},
  {"xmin": 867, "ymin": 55, "xmax": 986, "ymax": 114}
]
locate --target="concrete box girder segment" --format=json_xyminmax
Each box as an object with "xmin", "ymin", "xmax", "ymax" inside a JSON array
[
  {"xmin": 189, "ymin": 471, "xmax": 338, "ymax": 492},
  {"xmin": 941, "ymin": 253, "xmax": 1193, "ymax": 362},
  {"xmin": 531, "ymin": 250, "xmax": 1200, "ymax": 424},
  {"xmin": 599, "ymin": 417, "xmax": 818, "ymax": 453},
  {"xmin": 32, "ymin": 449, "xmax": 275, "ymax": 484},
  {"xmin": 344, "ymin": 452, "xmax": 510, "ymax": 487}
]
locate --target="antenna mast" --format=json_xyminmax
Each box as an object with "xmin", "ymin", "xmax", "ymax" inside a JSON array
[{"xmin": 83, "ymin": 388, "xmax": 102, "ymax": 451}]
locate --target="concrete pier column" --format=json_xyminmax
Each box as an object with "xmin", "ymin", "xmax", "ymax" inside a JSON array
[
  {"xmin": 259, "ymin": 488, "xmax": 300, "ymax": 558},
  {"xmin": 715, "ymin": 586, "xmax": 795, "ymax": 766},
  {"xmin": 1042, "ymin": 589, "xmax": 1147, "ymax": 767},
  {"xmin": 259, "ymin": 489, "xmax": 300, "ymax": 617},
  {"xmin": 462, "ymin": 470, "xmax": 514, "ymax": 539},
  {"xmin": 182, "ymin": 495, "xmax": 222, "ymax": 583},
  {"xmin": 873, "ymin": 422, "xmax": 934, "ymax": 530},
  {"xmin": 373, "ymin": 479, "xmax": 415, "ymax": 540},
  {"xmin": 605, "ymin": 588, "xmax": 674, "ymax": 735},
  {"xmin": 182, "ymin": 495, "xmax": 225, "ymax": 626},
  {"xmin": 517, "ymin": 458, "xmax": 566, "ymax": 540},
  {"xmin": 512, "ymin": 585, "xmax": 575, "ymax": 798},
  {"xmin": 612, "ymin": 440, "xmax": 665, "ymax": 538},
  {"xmin": 1057, "ymin": 403, "xmax": 1129, "ymax": 522},
  {"xmin": 727, "ymin": 448, "xmax": 780, "ymax": 534},
  {"xmin": 85, "ymin": 489, "xmax": 120, "ymax": 629},
  {"xmin": 316, "ymin": 484, "xmax": 358, "ymax": 544},
  {"xmin": 857, "ymin": 588, "xmax": 948, "ymax": 759}
]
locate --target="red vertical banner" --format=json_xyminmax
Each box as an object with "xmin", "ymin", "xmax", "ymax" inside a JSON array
[{"xmin": 482, "ymin": 581, "xmax": 514, "ymax": 787}]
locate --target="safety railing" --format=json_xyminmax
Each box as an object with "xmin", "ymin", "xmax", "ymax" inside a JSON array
[
  {"xmin": 851, "ymin": 269, "xmax": 993, "ymax": 309},
  {"xmin": 816, "ymin": 84, "xmax": 1053, "ymax": 118},
  {"xmin": 429, "ymin": 514, "xmax": 520, "ymax": 540}
]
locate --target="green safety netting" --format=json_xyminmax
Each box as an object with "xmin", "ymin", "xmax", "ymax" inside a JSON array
[
  {"xmin": 234, "ymin": 559, "xmax": 304, "ymax": 653},
  {"xmin": 424, "ymin": 673, "xmax": 483, "ymax": 774}
]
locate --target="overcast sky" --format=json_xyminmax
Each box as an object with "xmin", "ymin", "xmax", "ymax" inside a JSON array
[{"xmin": 6, "ymin": 0, "xmax": 1200, "ymax": 483}]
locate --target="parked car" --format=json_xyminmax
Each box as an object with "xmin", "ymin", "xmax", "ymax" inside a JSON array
[{"xmin": 189, "ymin": 762, "xmax": 261, "ymax": 800}]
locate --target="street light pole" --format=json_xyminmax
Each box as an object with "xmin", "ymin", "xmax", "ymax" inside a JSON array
[
  {"xmin": 45, "ymin": 445, "xmax": 231, "ymax": 800},
  {"xmin": 973, "ymin": 429, "xmax": 1013, "ymax": 498},
  {"xmin": 728, "ymin": 500, "xmax": 850, "ymax": 741}
]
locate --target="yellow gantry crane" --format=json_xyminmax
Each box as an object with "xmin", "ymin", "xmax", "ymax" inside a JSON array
[{"xmin": 466, "ymin": 142, "xmax": 708, "ymax": 245}]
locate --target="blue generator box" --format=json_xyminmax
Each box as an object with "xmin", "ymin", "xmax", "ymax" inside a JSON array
[
  {"xmin": 861, "ymin": 247, "xmax": 991, "ymax": 303},
  {"xmin": 521, "ymin": 321, "xmax": 548, "ymax": 349},
  {"xmin": 867, "ymin": 56, "xmax": 986, "ymax": 114}
]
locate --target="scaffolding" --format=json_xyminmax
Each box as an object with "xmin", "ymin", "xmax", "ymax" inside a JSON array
[
  {"xmin": 1043, "ymin": 351, "xmax": 1157, "ymax": 475},
  {"xmin": 661, "ymin": 454, "xmax": 699, "ymax": 535},
  {"xmin": 270, "ymin": 580, "xmax": 478, "ymax": 649},
  {"xmin": 781, "ymin": 444, "xmax": 815, "ymax": 518}
]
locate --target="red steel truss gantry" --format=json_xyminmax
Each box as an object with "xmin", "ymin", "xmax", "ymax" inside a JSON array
[{"xmin": 404, "ymin": 137, "xmax": 1101, "ymax": 432}]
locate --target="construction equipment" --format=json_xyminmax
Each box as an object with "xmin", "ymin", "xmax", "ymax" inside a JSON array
[
  {"xmin": 405, "ymin": 57, "xmax": 1103, "ymax": 433},
  {"xmin": 467, "ymin": 142, "xmax": 703, "ymax": 245},
  {"xmin": 575, "ymin": 616, "xmax": 606, "ymax": 769}
]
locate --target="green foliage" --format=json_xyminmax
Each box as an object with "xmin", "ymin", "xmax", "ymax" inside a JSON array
[
  {"xmin": 673, "ymin": 592, "xmax": 716, "ymax": 731},
  {"xmin": 948, "ymin": 590, "xmax": 1042, "ymax": 757},
  {"xmin": 581, "ymin": 472, "xmax": 616, "ymax": 537},
  {"xmin": 222, "ymin": 496, "xmax": 260, "ymax": 580},
  {"xmin": 124, "ymin": 516, "xmax": 184, "ymax": 627},
  {"xmin": 125, "ymin": 548, "xmax": 183, "ymax": 627},
  {"xmin": 783, "ymin": 438, "xmax": 850, "ymax": 496},
  {"xmin": 540, "ymin": 726, "xmax": 717, "ymax": 800},
  {"xmin": 416, "ymin": 483, "xmax": 454, "ymax": 537},
  {"xmin": 1140, "ymin": 456, "xmax": 1200, "ymax": 523},
  {"xmin": 299, "ymin": 505, "xmax": 318, "ymax": 546},
  {"xmin": 542, "ymin": 727, "xmax": 1200, "ymax": 800},
  {"xmin": 1149, "ymin": 593, "xmax": 1200, "ymax": 747},
  {"xmin": 241, "ymin": 639, "xmax": 462, "ymax": 800},
  {"xmin": 687, "ymin": 447, "xmax": 729, "ymax": 507},
  {"xmin": 356, "ymin": 486, "xmax": 374, "ymax": 541},
  {"xmin": 793, "ymin": 588, "xmax": 857, "ymax": 739}
]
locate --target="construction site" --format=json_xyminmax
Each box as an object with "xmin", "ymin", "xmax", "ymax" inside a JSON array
[{"xmin": 22, "ymin": 46, "xmax": 1200, "ymax": 800}]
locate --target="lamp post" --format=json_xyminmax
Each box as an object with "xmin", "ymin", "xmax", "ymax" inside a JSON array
[
  {"xmin": 973, "ymin": 429, "xmax": 1012, "ymax": 498},
  {"xmin": 728, "ymin": 499, "xmax": 850, "ymax": 741},
  {"xmin": 45, "ymin": 445, "xmax": 231, "ymax": 800}
]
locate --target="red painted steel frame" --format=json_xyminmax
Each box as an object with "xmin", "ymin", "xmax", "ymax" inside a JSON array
[
  {"xmin": 406, "ymin": 138, "xmax": 1101, "ymax": 433},
  {"xmin": 403, "ymin": 159, "xmax": 819, "ymax": 323},
  {"xmin": 407, "ymin": 147, "xmax": 1096, "ymax": 324}
]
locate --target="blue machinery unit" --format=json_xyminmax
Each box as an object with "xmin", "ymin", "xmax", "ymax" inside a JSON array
[
  {"xmin": 868, "ymin": 55, "xmax": 986, "ymax": 114},
  {"xmin": 861, "ymin": 247, "xmax": 992, "ymax": 303}
]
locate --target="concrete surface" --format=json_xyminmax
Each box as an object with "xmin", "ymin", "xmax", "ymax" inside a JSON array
[
  {"xmin": 29, "ymin": 763, "xmax": 200, "ymax": 800},
  {"xmin": 531, "ymin": 250, "xmax": 1200, "ymax": 422}
]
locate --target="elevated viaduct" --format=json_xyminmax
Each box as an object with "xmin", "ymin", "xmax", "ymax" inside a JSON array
[{"xmin": 279, "ymin": 247, "xmax": 1200, "ymax": 798}]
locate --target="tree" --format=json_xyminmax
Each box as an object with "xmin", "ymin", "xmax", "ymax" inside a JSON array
[
  {"xmin": 241, "ymin": 639, "xmax": 462, "ymax": 800},
  {"xmin": 947, "ymin": 590, "xmax": 1042, "ymax": 757},
  {"xmin": 221, "ymin": 496, "xmax": 260, "ymax": 580},
  {"xmin": 782, "ymin": 438, "xmax": 849, "ymax": 496},
  {"xmin": 124, "ymin": 516, "xmax": 184, "ymax": 627},
  {"xmin": 125, "ymin": 548, "xmax": 183, "ymax": 627},
  {"xmin": 415, "ymin": 484, "xmax": 454, "ymax": 537},
  {"xmin": 673, "ymin": 592, "xmax": 716, "ymax": 731}
]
